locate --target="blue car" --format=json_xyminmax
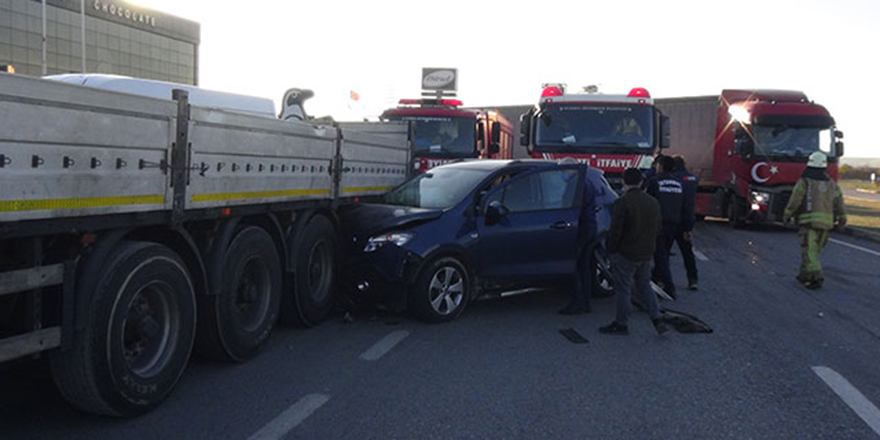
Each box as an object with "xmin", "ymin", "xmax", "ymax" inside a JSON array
[{"xmin": 340, "ymin": 160, "xmax": 617, "ymax": 322}]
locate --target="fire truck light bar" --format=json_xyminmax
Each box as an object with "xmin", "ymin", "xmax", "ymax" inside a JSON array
[
  {"xmin": 398, "ymin": 99, "xmax": 463, "ymax": 107},
  {"xmin": 541, "ymin": 86, "xmax": 564, "ymax": 98},
  {"xmin": 628, "ymin": 88, "xmax": 651, "ymax": 98}
]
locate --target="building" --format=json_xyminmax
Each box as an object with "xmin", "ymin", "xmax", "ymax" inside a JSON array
[{"xmin": 0, "ymin": 0, "xmax": 200, "ymax": 85}]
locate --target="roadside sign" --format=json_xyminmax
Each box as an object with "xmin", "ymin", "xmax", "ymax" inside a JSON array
[{"xmin": 422, "ymin": 68, "xmax": 457, "ymax": 92}]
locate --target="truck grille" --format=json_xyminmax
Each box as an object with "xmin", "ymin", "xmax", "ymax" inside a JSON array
[{"xmin": 771, "ymin": 191, "xmax": 792, "ymax": 219}]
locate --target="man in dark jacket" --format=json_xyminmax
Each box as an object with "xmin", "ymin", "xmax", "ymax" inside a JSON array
[
  {"xmin": 646, "ymin": 155, "xmax": 685, "ymax": 298},
  {"xmin": 672, "ymin": 155, "xmax": 699, "ymax": 290},
  {"xmin": 560, "ymin": 167, "xmax": 603, "ymax": 314},
  {"xmin": 599, "ymin": 168, "xmax": 669, "ymax": 336}
]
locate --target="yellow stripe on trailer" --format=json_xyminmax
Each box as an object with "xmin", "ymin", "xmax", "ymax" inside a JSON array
[
  {"xmin": 191, "ymin": 188, "xmax": 331, "ymax": 203},
  {"xmin": 341, "ymin": 186, "xmax": 394, "ymax": 194},
  {"xmin": 0, "ymin": 195, "xmax": 165, "ymax": 212}
]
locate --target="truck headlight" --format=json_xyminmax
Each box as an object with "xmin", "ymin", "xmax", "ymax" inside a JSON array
[
  {"xmin": 364, "ymin": 232, "xmax": 414, "ymax": 253},
  {"xmin": 750, "ymin": 191, "xmax": 770, "ymax": 205}
]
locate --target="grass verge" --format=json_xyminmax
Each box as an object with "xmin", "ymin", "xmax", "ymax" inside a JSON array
[{"xmin": 844, "ymin": 196, "xmax": 880, "ymax": 236}]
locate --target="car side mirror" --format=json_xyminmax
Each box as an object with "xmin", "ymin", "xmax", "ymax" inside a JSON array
[
  {"xmin": 835, "ymin": 141, "xmax": 845, "ymax": 157},
  {"xmin": 835, "ymin": 130, "xmax": 844, "ymax": 139},
  {"xmin": 485, "ymin": 200, "xmax": 507, "ymax": 226},
  {"xmin": 659, "ymin": 115, "xmax": 671, "ymax": 149},
  {"xmin": 491, "ymin": 122, "xmax": 501, "ymax": 143},
  {"xmin": 489, "ymin": 142, "xmax": 500, "ymax": 156}
]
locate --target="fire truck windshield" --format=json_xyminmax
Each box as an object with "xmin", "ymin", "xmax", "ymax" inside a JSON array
[
  {"xmin": 534, "ymin": 104, "xmax": 654, "ymax": 150},
  {"xmin": 752, "ymin": 126, "xmax": 833, "ymax": 159},
  {"xmin": 386, "ymin": 115, "xmax": 477, "ymax": 157}
]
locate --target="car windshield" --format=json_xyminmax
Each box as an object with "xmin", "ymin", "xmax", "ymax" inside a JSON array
[
  {"xmin": 534, "ymin": 103, "xmax": 654, "ymax": 150},
  {"xmin": 385, "ymin": 115, "xmax": 477, "ymax": 157},
  {"xmin": 752, "ymin": 126, "xmax": 833, "ymax": 158},
  {"xmin": 384, "ymin": 167, "xmax": 490, "ymax": 209}
]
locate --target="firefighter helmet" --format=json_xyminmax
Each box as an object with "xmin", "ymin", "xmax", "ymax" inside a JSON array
[{"xmin": 807, "ymin": 152, "xmax": 828, "ymax": 169}]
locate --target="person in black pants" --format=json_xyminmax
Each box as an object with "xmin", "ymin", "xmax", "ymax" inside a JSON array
[
  {"xmin": 672, "ymin": 155, "xmax": 699, "ymax": 290},
  {"xmin": 599, "ymin": 168, "xmax": 669, "ymax": 336},
  {"xmin": 646, "ymin": 156, "xmax": 684, "ymax": 299},
  {"xmin": 560, "ymin": 167, "xmax": 600, "ymax": 315}
]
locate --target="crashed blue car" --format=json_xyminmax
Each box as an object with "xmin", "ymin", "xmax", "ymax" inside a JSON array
[{"xmin": 340, "ymin": 160, "xmax": 617, "ymax": 322}]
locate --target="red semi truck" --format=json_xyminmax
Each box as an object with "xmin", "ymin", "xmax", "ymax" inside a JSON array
[
  {"xmin": 519, "ymin": 84, "xmax": 670, "ymax": 187},
  {"xmin": 654, "ymin": 90, "xmax": 843, "ymax": 226},
  {"xmin": 381, "ymin": 98, "xmax": 515, "ymax": 173}
]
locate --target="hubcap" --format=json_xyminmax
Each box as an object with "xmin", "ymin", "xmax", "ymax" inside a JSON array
[
  {"xmin": 235, "ymin": 258, "xmax": 272, "ymax": 332},
  {"xmin": 122, "ymin": 282, "xmax": 178, "ymax": 378},
  {"xmin": 428, "ymin": 266, "xmax": 464, "ymax": 316}
]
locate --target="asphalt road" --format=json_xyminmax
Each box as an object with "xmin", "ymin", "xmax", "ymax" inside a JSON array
[
  {"xmin": 844, "ymin": 187, "xmax": 880, "ymax": 203},
  {"xmin": 3, "ymin": 221, "xmax": 880, "ymax": 440}
]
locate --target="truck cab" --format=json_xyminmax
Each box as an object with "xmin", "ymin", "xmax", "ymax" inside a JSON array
[
  {"xmin": 717, "ymin": 90, "xmax": 842, "ymax": 224},
  {"xmin": 382, "ymin": 99, "xmax": 514, "ymax": 173},
  {"xmin": 519, "ymin": 84, "xmax": 670, "ymax": 188}
]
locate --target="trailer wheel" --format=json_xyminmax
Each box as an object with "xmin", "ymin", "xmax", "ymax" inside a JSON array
[
  {"xmin": 196, "ymin": 226, "xmax": 281, "ymax": 362},
  {"xmin": 727, "ymin": 195, "xmax": 746, "ymax": 229},
  {"xmin": 410, "ymin": 257, "xmax": 470, "ymax": 323},
  {"xmin": 283, "ymin": 215, "xmax": 338, "ymax": 326},
  {"xmin": 50, "ymin": 242, "xmax": 196, "ymax": 417}
]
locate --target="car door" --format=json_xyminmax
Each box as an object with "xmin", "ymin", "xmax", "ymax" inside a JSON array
[{"xmin": 475, "ymin": 167, "xmax": 582, "ymax": 282}]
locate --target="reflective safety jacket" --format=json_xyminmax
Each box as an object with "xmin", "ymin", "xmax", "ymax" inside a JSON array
[{"xmin": 783, "ymin": 175, "xmax": 846, "ymax": 230}]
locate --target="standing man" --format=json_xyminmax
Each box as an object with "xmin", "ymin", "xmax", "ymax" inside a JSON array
[
  {"xmin": 560, "ymin": 166, "xmax": 602, "ymax": 314},
  {"xmin": 672, "ymin": 155, "xmax": 699, "ymax": 290},
  {"xmin": 646, "ymin": 156, "xmax": 685, "ymax": 299},
  {"xmin": 783, "ymin": 152, "xmax": 846, "ymax": 289},
  {"xmin": 599, "ymin": 168, "xmax": 669, "ymax": 336}
]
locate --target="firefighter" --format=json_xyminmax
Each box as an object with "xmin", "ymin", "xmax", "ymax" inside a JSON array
[
  {"xmin": 783, "ymin": 152, "xmax": 847, "ymax": 290},
  {"xmin": 672, "ymin": 155, "xmax": 698, "ymax": 290},
  {"xmin": 646, "ymin": 156, "xmax": 684, "ymax": 298}
]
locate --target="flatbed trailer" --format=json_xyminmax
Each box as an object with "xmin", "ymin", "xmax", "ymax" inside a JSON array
[{"xmin": 0, "ymin": 72, "xmax": 410, "ymax": 416}]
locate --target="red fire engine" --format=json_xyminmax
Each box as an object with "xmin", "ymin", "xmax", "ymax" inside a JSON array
[
  {"xmin": 519, "ymin": 84, "xmax": 670, "ymax": 186},
  {"xmin": 382, "ymin": 98, "xmax": 514, "ymax": 173}
]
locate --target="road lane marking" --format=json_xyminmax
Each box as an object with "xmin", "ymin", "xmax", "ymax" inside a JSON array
[
  {"xmin": 694, "ymin": 250, "xmax": 710, "ymax": 262},
  {"xmin": 829, "ymin": 238, "xmax": 880, "ymax": 258},
  {"xmin": 247, "ymin": 394, "xmax": 330, "ymax": 440},
  {"xmin": 359, "ymin": 330, "xmax": 410, "ymax": 361},
  {"xmin": 812, "ymin": 366, "xmax": 880, "ymax": 436}
]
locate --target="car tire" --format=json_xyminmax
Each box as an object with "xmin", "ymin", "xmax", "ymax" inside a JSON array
[
  {"xmin": 592, "ymin": 246, "xmax": 615, "ymax": 298},
  {"xmin": 196, "ymin": 226, "xmax": 282, "ymax": 362},
  {"xmin": 50, "ymin": 241, "xmax": 196, "ymax": 417},
  {"xmin": 410, "ymin": 257, "xmax": 470, "ymax": 323}
]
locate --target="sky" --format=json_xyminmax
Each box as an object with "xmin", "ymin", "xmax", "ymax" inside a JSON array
[{"xmin": 132, "ymin": 0, "xmax": 880, "ymax": 158}]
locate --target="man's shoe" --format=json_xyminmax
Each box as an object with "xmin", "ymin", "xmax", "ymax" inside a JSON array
[
  {"xmin": 653, "ymin": 318, "xmax": 670, "ymax": 336},
  {"xmin": 804, "ymin": 280, "xmax": 823, "ymax": 290},
  {"xmin": 688, "ymin": 280, "xmax": 698, "ymax": 291},
  {"xmin": 599, "ymin": 322, "xmax": 629, "ymax": 335},
  {"xmin": 558, "ymin": 304, "xmax": 591, "ymax": 315}
]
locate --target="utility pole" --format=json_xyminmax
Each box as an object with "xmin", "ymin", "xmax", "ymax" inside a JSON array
[
  {"xmin": 80, "ymin": 0, "xmax": 86, "ymax": 73},
  {"xmin": 41, "ymin": 0, "xmax": 47, "ymax": 75}
]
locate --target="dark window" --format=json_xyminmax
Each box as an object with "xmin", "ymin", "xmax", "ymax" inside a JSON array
[{"xmin": 496, "ymin": 170, "xmax": 579, "ymax": 213}]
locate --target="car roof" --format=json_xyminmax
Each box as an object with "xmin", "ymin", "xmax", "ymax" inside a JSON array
[{"xmin": 434, "ymin": 159, "xmax": 584, "ymax": 172}]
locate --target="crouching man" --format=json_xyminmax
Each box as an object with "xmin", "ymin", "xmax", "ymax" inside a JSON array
[{"xmin": 599, "ymin": 168, "xmax": 669, "ymax": 336}]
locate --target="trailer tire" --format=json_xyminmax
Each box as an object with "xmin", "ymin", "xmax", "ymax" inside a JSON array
[
  {"xmin": 283, "ymin": 215, "xmax": 338, "ymax": 326},
  {"xmin": 410, "ymin": 257, "xmax": 470, "ymax": 323},
  {"xmin": 196, "ymin": 226, "xmax": 281, "ymax": 362},
  {"xmin": 50, "ymin": 241, "xmax": 196, "ymax": 417}
]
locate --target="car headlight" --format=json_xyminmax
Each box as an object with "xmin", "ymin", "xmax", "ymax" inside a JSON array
[
  {"xmin": 750, "ymin": 191, "xmax": 770, "ymax": 205},
  {"xmin": 364, "ymin": 232, "xmax": 415, "ymax": 253}
]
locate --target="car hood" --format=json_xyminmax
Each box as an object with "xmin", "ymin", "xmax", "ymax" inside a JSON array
[{"xmin": 341, "ymin": 203, "xmax": 443, "ymax": 238}]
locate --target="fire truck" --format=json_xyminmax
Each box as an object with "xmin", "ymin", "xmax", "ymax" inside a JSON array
[
  {"xmin": 655, "ymin": 90, "xmax": 843, "ymax": 226},
  {"xmin": 519, "ymin": 84, "xmax": 670, "ymax": 186},
  {"xmin": 381, "ymin": 98, "xmax": 515, "ymax": 173}
]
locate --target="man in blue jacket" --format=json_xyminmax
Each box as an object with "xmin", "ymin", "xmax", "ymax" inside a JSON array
[
  {"xmin": 672, "ymin": 155, "xmax": 699, "ymax": 290},
  {"xmin": 560, "ymin": 167, "xmax": 603, "ymax": 314}
]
